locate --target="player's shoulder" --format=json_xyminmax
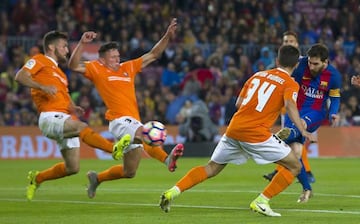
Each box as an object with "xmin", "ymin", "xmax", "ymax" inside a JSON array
[
  {"xmin": 31, "ymin": 54, "xmax": 48, "ymax": 63},
  {"xmin": 120, "ymin": 57, "xmax": 142, "ymax": 66},
  {"xmin": 326, "ymin": 63, "xmax": 342, "ymax": 76},
  {"xmin": 297, "ymin": 56, "xmax": 308, "ymax": 65},
  {"xmin": 23, "ymin": 54, "xmax": 48, "ymax": 69}
]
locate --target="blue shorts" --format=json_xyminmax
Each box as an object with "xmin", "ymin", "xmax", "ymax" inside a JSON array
[{"xmin": 283, "ymin": 110, "xmax": 325, "ymax": 144}]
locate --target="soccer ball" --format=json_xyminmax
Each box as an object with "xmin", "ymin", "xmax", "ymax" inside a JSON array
[{"xmin": 142, "ymin": 121, "xmax": 167, "ymax": 146}]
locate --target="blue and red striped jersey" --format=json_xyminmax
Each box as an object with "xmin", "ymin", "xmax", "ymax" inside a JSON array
[{"xmin": 292, "ymin": 57, "xmax": 342, "ymax": 115}]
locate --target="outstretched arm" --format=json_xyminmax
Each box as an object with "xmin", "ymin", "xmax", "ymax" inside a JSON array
[
  {"xmin": 68, "ymin": 31, "xmax": 97, "ymax": 73},
  {"xmin": 141, "ymin": 18, "xmax": 177, "ymax": 68}
]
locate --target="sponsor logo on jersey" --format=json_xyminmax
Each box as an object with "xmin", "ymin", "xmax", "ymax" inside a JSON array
[
  {"xmin": 301, "ymin": 85, "xmax": 324, "ymax": 99},
  {"xmin": 108, "ymin": 76, "xmax": 131, "ymax": 82}
]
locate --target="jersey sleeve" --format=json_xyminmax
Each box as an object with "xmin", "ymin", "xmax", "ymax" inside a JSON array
[
  {"xmin": 292, "ymin": 57, "xmax": 308, "ymax": 81},
  {"xmin": 329, "ymin": 66, "xmax": 342, "ymax": 97},
  {"xmin": 284, "ymin": 80, "xmax": 299, "ymax": 103},
  {"xmin": 84, "ymin": 61, "xmax": 95, "ymax": 81},
  {"xmin": 22, "ymin": 58, "xmax": 44, "ymax": 76},
  {"xmin": 121, "ymin": 57, "xmax": 143, "ymax": 78}
]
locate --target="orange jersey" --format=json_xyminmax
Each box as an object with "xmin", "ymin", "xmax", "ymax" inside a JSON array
[
  {"xmin": 84, "ymin": 58, "xmax": 142, "ymax": 121},
  {"xmin": 226, "ymin": 68, "xmax": 299, "ymax": 143},
  {"xmin": 22, "ymin": 54, "xmax": 71, "ymax": 113}
]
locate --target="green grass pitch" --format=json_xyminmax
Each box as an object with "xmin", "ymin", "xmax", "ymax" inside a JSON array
[{"xmin": 0, "ymin": 157, "xmax": 359, "ymax": 224}]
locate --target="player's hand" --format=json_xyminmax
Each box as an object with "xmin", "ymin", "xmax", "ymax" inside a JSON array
[
  {"xmin": 330, "ymin": 114, "xmax": 340, "ymax": 127},
  {"xmin": 351, "ymin": 75, "xmax": 360, "ymax": 87},
  {"xmin": 301, "ymin": 130, "xmax": 317, "ymax": 143},
  {"xmin": 40, "ymin": 85, "xmax": 57, "ymax": 96},
  {"xmin": 80, "ymin": 31, "xmax": 97, "ymax": 44},
  {"xmin": 70, "ymin": 105, "xmax": 85, "ymax": 116},
  {"xmin": 166, "ymin": 18, "xmax": 177, "ymax": 39}
]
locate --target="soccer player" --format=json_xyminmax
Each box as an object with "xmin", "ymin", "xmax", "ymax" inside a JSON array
[
  {"xmin": 68, "ymin": 18, "xmax": 184, "ymax": 198},
  {"xmin": 15, "ymin": 31, "xmax": 118, "ymax": 201},
  {"xmin": 264, "ymin": 31, "xmax": 317, "ymax": 183},
  {"xmin": 271, "ymin": 43, "xmax": 341, "ymax": 203},
  {"xmin": 159, "ymin": 45, "xmax": 317, "ymax": 217}
]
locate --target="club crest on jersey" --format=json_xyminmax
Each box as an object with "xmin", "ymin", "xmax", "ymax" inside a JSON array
[
  {"xmin": 24, "ymin": 59, "xmax": 36, "ymax": 69},
  {"xmin": 123, "ymin": 72, "xmax": 129, "ymax": 77},
  {"xmin": 320, "ymin": 81, "xmax": 328, "ymax": 88}
]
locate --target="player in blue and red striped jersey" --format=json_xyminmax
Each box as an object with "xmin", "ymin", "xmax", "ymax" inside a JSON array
[
  {"xmin": 274, "ymin": 43, "xmax": 341, "ymax": 202},
  {"xmin": 264, "ymin": 31, "xmax": 318, "ymax": 184}
]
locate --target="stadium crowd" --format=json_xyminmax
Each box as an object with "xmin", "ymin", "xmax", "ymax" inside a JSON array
[{"xmin": 1, "ymin": 0, "xmax": 360, "ymax": 136}]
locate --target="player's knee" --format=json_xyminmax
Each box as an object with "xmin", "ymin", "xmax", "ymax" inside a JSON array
[
  {"xmin": 205, "ymin": 163, "xmax": 222, "ymax": 178},
  {"xmin": 77, "ymin": 121, "xmax": 89, "ymax": 132},
  {"xmin": 123, "ymin": 170, "xmax": 137, "ymax": 178},
  {"xmin": 66, "ymin": 166, "xmax": 80, "ymax": 176},
  {"xmin": 292, "ymin": 161, "xmax": 302, "ymax": 176}
]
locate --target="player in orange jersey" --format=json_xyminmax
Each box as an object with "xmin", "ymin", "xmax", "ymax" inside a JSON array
[
  {"xmin": 15, "ymin": 31, "xmax": 118, "ymax": 201},
  {"xmin": 68, "ymin": 18, "xmax": 184, "ymax": 199},
  {"xmin": 159, "ymin": 45, "xmax": 317, "ymax": 217}
]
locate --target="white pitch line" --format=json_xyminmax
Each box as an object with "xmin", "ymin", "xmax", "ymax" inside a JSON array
[
  {"xmin": 0, "ymin": 198, "xmax": 359, "ymax": 215},
  {"xmin": 0, "ymin": 187, "xmax": 360, "ymax": 199}
]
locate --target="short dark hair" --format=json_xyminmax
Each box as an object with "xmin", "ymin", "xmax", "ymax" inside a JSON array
[
  {"xmin": 43, "ymin": 31, "xmax": 68, "ymax": 52},
  {"xmin": 307, "ymin": 43, "xmax": 329, "ymax": 61},
  {"xmin": 283, "ymin": 31, "xmax": 298, "ymax": 40},
  {"xmin": 278, "ymin": 45, "xmax": 300, "ymax": 68},
  {"xmin": 98, "ymin": 42, "xmax": 119, "ymax": 57}
]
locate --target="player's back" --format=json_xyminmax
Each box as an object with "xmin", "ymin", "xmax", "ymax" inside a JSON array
[{"xmin": 226, "ymin": 68, "xmax": 299, "ymax": 143}]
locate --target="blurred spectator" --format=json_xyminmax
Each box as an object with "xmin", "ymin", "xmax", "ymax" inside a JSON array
[
  {"xmin": 0, "ymin": 72, "xmax": 9, "ymax": 112},
  {"xmin": 161, "ymin": 62, "xmax": 182, "ymax": 89},
  {"xmin": 176, "ymin": 99, "xmax": 193, "ymax": 124},
  {"xmin": 179, "ymin": 91, "xmax": 218, "ymax": 142},
  {"xmin": 181, "ymin": 71, "xmax": 202, "ymax": 97},
  {"xmin": 1, "ymin": 0, "xmax": 360, "ymax": 127},
  {"xmin": 339, "ymin": 103, "xmax": 354, "ymax": 126},
  {"xmin": 88, "ymin": 112, "xmax": 104, "ymax": 127},
  {"xmin": 347, "ymin": 95, "xmax": 360, "ymax": 117},
  {"xmin": 252, "ymin": 46, "xmax": 275, "ymax": 72},
  {"xmin": 207, "ymin": 89, "xmax": 222, "ymax": 125},
  {"xmin": 77, "ymin": 95, "xmax": 93, "ymax": 122}
]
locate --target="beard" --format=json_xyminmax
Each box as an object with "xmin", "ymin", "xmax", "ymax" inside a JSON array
[
  {"xmin": 310, "ymin": 65, "xmax": 325, "ymax": 77},
  {"xmin": 55, "ymin": 49, "xmax": 68, "ymax": 64}
]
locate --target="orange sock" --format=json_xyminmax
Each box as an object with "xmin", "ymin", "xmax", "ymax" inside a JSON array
[
  {"xmin": 79, "ymin": 127, "xmax": 113, "ymax": 153},
  {"xmin": 176, "ymin": 166, "xmax": 208, "ymax": 192},
  {"xmin": 143, "ymin": 144, "xmax": 168, "ymax": 163},
  {"xmin": 275, "ymin": 164, "xmax": 282, "ymax": 171},
  {"xmin": 97, "ymin": 165, "xmax": 125, "ymax": 183},
  {"xmin": 263, "ymin": 166, "xmax": 295, "ymax": 199},
  {"xmin": 36, "ymin": 162, "xmax": 66, "ymax": 184},
  {"xmin": 302, "ymin": 144, "xmax": 311, "ymax": 172}
]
